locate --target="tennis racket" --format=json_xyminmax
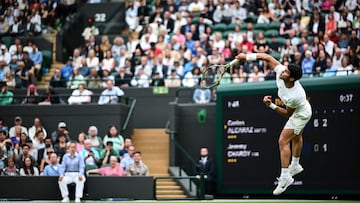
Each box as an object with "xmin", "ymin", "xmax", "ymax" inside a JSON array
[{"xmin": 200, "ymin": 59, "xmax": 239, "ymax": 88}]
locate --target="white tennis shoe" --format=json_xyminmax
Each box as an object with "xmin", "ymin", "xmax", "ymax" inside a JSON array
[
  {"xmin": 273, "ymin": 176, "xmax": 294, "ymax": 195},
  {"xmin": 289, "ymin": 164, "xmax": 304, "ymax": 177}
]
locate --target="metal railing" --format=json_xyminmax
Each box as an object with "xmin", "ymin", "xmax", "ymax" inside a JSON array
[{"xmin": 163, "ymin": 121, "xmax": 206, "ymax": 200}]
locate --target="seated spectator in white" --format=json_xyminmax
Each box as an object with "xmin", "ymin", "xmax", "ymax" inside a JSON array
[
  {"xmin": 87, "ymin": 126, "xmax": 103, "ymax": 151},
  {"xmin": 67, "ymin": 83, "xmax": 93, "ymax": 105},
  {"xmin": 247, "ymin": 65, "xmax": 266, "ymax": 82},
  {"xmin": 182, "ymin": 67, "xmax": 201, "ymax": 87},
  {"xmin": 28, "ymin": 117, "xmax": 47, "ymax": 141},
  {"xmin": 42, "ymin": 152, "xmax": 60, "ymax": 176},
  {"xmin": 165, "ymin": 68, "xmax": 181, "ymax": 87},
  {"xmin": 0, "ymin": 45, "xmax": 11, "ymax": 64},
  {"xmin": 98, "ymin": 79, "xmax": 125, "ymax": 104},
  {"xmin": 20, "ymin": 156, "xmax": 39, "ymax": 176},
  {"xmin": 9, "ymin": 116, "xmax": 28, "ymax": 137},
  {"xmin": 1, "ymin": 156, "xmax": 19, "ymax": 176},
  {"xmin": 86, "ymin": 49, "xmax": 100, "ymax": 71},
  {"xmin": 8, "ymin": 16, "xmax": 25, "ymax": 36},
  {"xmin": 87, "ymin": 155, "xmax": 125, "ymax": 176},
  {"xmin": 193, "ymin": 80, "xmax": 211, "ymax": 104},
  {"xmin": 80, "ymin": 139, "xmax": 100, "ymax": 169},
  {"xmin": 58, "ymin": 142, "xmax": 86, "ymax": 203},
  {"xmin": 67, "ymin": 68, "xmax": 85, "ymax": 89},
  {"xmin": 32, "ymin": 130, "xmax": 45, "ymax": 151},
  {"xmin": 131, "ymin": 67, "xmax": 150, "ymax": 88},
  {"xmin": 126, "ymin": 151, "xmax": 150, "ymax": 176},
  {"xmin": 336, "ymin": 56, "xmax": 354, "ymax": 77}
]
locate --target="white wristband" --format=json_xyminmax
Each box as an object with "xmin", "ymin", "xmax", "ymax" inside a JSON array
[
  {"xmin": 246, "ymin": 53, "xmax": 257, "ymax": 61},
  {"xmin": 269, "ymin": 103, "xmax": 277, "ymax": 110},
  {"xmin": 229, "ymin": 59, "xmax": 239, "ymax": 67}
]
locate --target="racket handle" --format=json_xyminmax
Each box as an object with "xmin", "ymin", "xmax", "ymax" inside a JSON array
[{"xmin": 229, "ymin": 59, "xmax": 240, "ymax": 67}]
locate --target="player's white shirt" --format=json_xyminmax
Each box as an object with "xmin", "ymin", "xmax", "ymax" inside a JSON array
[{"xmin": 275, "ymin": 65, "xmax": 307, "ymax": 109}]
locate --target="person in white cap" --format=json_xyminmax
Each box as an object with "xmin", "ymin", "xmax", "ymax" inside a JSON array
[
  {"xmin": 9, "ymin": 116, "xmax": 28, "ymax": 137},
  {"xmin": 51, "ymin": 122, "xmax": 71, "ymax": 144}
]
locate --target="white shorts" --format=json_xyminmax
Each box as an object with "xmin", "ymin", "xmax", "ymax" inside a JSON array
[{"xmin": 284, "ymin": 101, "xmax": 312, "ymax": 135}]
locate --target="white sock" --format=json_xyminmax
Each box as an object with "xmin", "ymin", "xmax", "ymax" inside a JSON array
[
  {"xmin": 291, "ymin": 156, "xmax": 300, "ymax": 165},
  {"xmin": 281, "ymin": 168, "xmax": 290, "ymax": 177}
]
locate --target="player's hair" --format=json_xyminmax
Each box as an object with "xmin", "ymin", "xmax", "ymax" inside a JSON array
[{"xmin": 288, "ymin": 64, "xmax": 303, "ymax": 81}]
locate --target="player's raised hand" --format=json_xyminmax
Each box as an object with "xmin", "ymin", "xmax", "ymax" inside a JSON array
[{"xmin": 263, "ymin": 95, "xmax": 272, "ymax": 106}]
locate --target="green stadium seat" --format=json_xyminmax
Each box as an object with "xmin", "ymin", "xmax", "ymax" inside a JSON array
[
  {"xmin": 41, "ymin": 50, "xmax": 52, "ymax": 70},
  {"xmin": 191, "ymin": 17, "xmax": 199, "ymax": 25},
  {"xmin": 269, "ymin": 21, "xmax": 281, "ymax": 30},
  {"xmin": 264, "ymin": 29, "xmax": 279, "ymax": 38},
  {"xmin": 254, "ymin": 23, "xmax": 268, "ymax": 32},
  {"xmin": 222, "ymin": 31, "xmax": 232, "ymax": 40},
  {"xmin": 227, "ymin": 23, "xmax": 241, "ymax": 31},
  {"xmin": 212, "ymin": 23, "xmax": 227, "ymax": 33},
  {"xmin": 2, "ymin": 36, "xmax": 13, "ymax": 48},
  {"xmin": 247, "ymin": 15, "xmax": 258, "ymax": 23}
]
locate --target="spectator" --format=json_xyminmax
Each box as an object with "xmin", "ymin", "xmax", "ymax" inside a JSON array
[
  {"xmin": 4, "ymin": 70, "xmax": 15, "ymax": 89},
  {"xmin": 23, "ymin": 84, "xmax": 40, "ymax": 104},
  {"xmin": 100, "ymin": 141, "xmax": 119, "ymax": 166},
  {"xmin": 50, "ymin": 68, "xmax": 67, "ymax": 88},
  {"xmin": 28, "ymin": 117, "xmax": 47, "ymax": 141},
  {"xmin": 103, "ymin": 125, "xmax": 124, "ymax": 153},
  {"xmin": 29, "ymin": 43, "xmax": 43, "ymax": 81},
  {"xmin": 0, "ymin": 148, "xmax": 6, "ymax": 170},
  {"xmin": 61, "ymin": 57, "xmax": 75, "ymax": 81},
  {"xmin": 125, "ymin": 0, "xmax": 139, "ymax": 31},
  {"xmin": 213, "ymin": 2, "xmax": 232, "ymax": 24},
  {"xmin": 165, "ymin": 68, "xmax": 181, "ymax": 87},
  {"xmin": 16, "ymin": 143, "xmax": 37, "ymax": 168},
  {"xmin": 0, "ymin": 120, "xmax": 9, "ymax": 137},
  {"xmin": 0, "ymin": 82, "xmax": 13, "ymax": 105},
  {"xmin": 81, "ymin": 18, "xmax": 99, "ymax": 41},
  {"xmin": 39, "ymin": 86, "xmax": 61, "ymax": 104},
  {"xmin": 86, "ymin": 68, "xmax": 101, "ymax": 89},
  {"xmin": 87, "ymin": 155, "xmax": 124, "ymax": 176},
  {"xmin": 53, "ymin": 133, "xmax": 68, "ymax": 162},
  {"xmin": 58, "ymin": 142, "xmax": 85, "ymax": 203},
  {"xmin": 67, "ymin": 83, "xmax": 93, "ymax": 105},
  {"xmin": 308, "ymin": 12, "xmax": 325, "ymax": 37},
  {"xmin": 9, "ymin": 116, "xmax": 27, "ymax": 137},
  {"xmin": 247, "ymin": 65, "xmax": 266, "ymax": 82},
  {"xmin": 42, "ymin": 152, "xmax": 60, "ymax": 176},
  {"xmin": 20, "ymin": 156, "xmax": 39, "ymax": 176},
  {"xmin": 76, "ymin": 132, "xmax": 86, "ymax": 153},
  {"xmin": 336, "ymin": 56, "xmax": 354, "ymax": 76},
  {"xmin": 51, "ymin": 122, "xmax": 71, "ymax": 144},
  {"xmin": 126, "ymin": 151, "xmax": 149, "ymax": 176},
  {"xmin": 280, "ymin": 15, "xmax": 296, "ymax": 39},
  {"xmin": 67, "ymin": 68, "xmax": 85, "ymax": 89},
  {"xmin": 100, "ymin": 50, "xmax": 116, "ymax": 73},
  {"xmin": 39, "ymin": 147, "xmax": 55, "ymax": 174},
  {"xmin": 115, "ymin": 66, "xmax": 132, "ymax": 88},
  {"xmin": 323, "ymin": 57, "xmax": 337, "ymax": 77},
  {"xmin": 1, "ymin": 156, "xmax": 19, "ymax": 176},
  {"xmin": 150, "ymin": 72, "xmax": 165, "ymax": 86},
  {"xmin": 193, "ymin": 80, "xmax": 211, "ymax": 104},
  {"xmin": 98, "ymin": 79, "xmax": 125, "ymax": 104},
  {"xmin": 72, "ymin": 48, "xmax": 83, "ymax": 69},
  {"xmin": 14, "ymin": 60, "xmax": 29, "ymax": 88},
  {"xmin": 77, "ymin": 58, "xmax": 90, "ymax": 77},
  {"xmin": 182, "ymin": 66, "xmax": 201, "ymax": 87},
  {"xmin": 119, "ymin": 137, "xmax": 132, "ymax": 158},
  {"xmin": 81, "ymin": 139, "xmax": 100, "ymax": 170},
  {"xmin": 86, "ymin": 49, "xmax": 100, "ymax": 71},
  {"xmin": 193, "ymin": 147, "xmax": 215, "ymax": 195},
  {"xmin": 87, "ymin": 126, "xmax": 103, "ymax": 151},
  {"xmin": 314, "ymin": 50, "xmax": 328, "ymax": 76},
  {"xmin": 32, "ymin": 130, "xmax": 46, "ymax": 152},
  {"xmin": 301, "ymin": 50, "xmax": 315, "ymax": 75}
]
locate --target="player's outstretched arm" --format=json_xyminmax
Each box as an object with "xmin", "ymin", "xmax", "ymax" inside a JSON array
[{"xmin": 231, "ymin": 53, "xmax": 281, "ymax": 70}]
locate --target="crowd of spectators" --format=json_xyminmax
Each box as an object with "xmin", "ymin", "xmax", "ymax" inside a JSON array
[
  {"xmin": 46, "ymin": 0, "xmax": 360, "ymax": 93},
  {"xmin": 0, "ymin": 116, "xmax": 149, "ymax": 177},
  {"xmin": 2, "ymin": 0, "xmax": 360, "ymax": 105}
]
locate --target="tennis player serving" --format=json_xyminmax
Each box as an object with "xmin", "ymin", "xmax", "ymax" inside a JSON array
[{"xmin": 232, "ymin": 53, "xmax": 312, "ymax": 195}]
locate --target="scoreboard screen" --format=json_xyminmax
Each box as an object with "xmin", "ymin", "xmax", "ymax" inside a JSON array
[{"xmin": 216, "ymin": 76, "xmax": 360, "ymax": 196}]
